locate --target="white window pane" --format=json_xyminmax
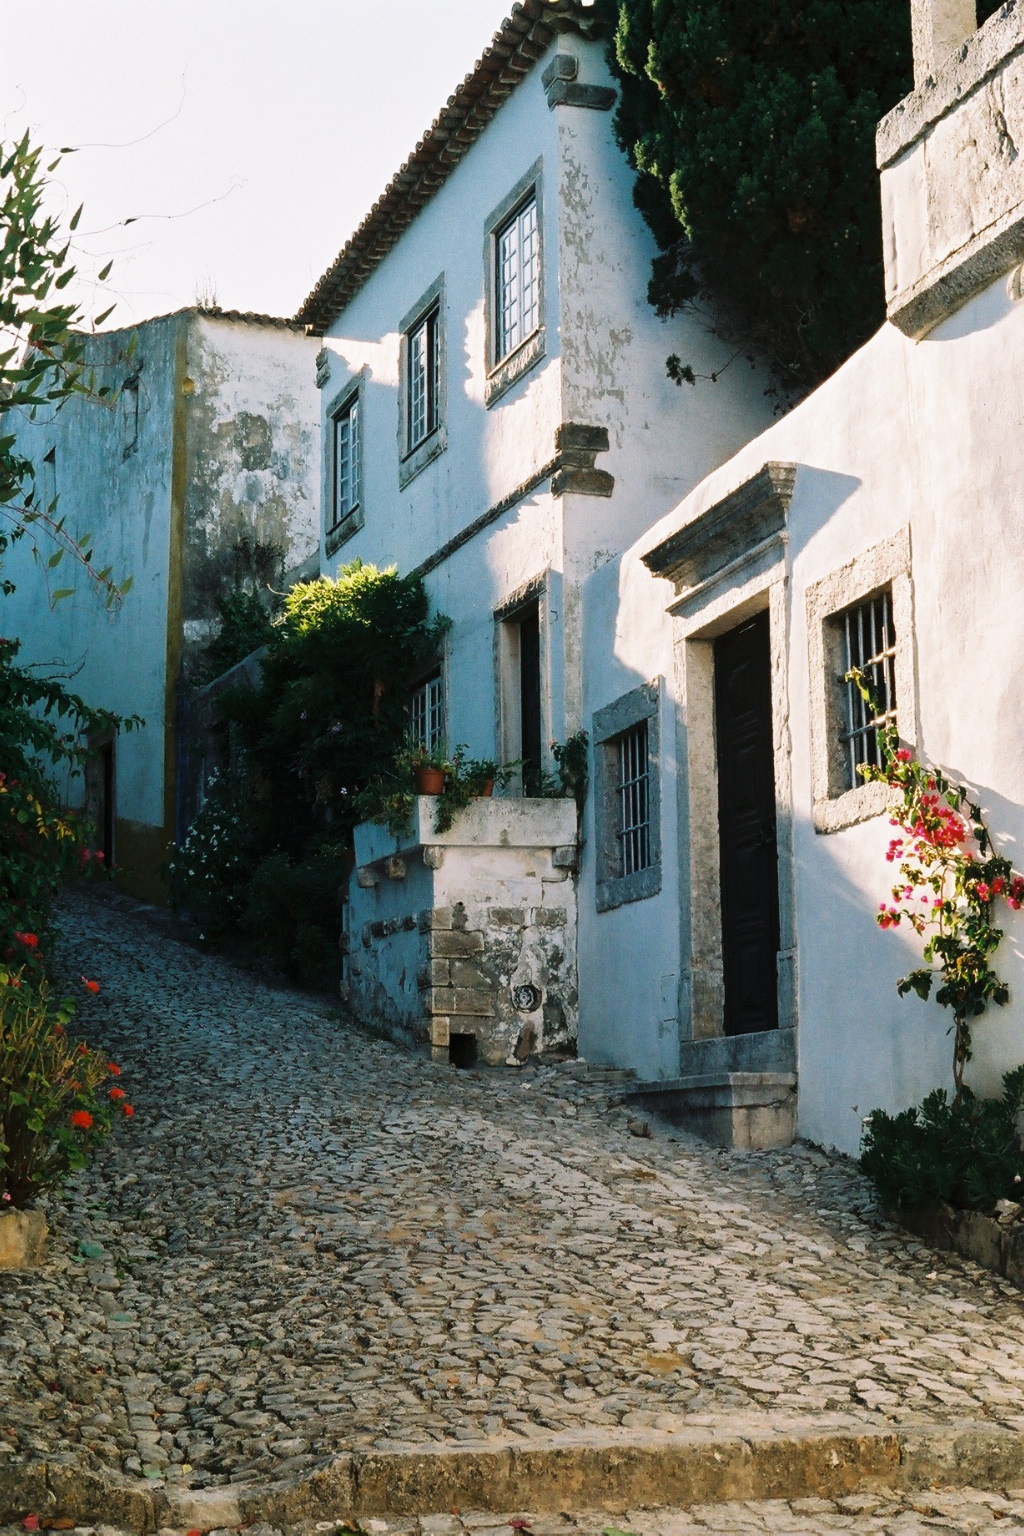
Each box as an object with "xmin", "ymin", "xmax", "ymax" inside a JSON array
[
  {"xmin": 495, "ymin": 195, "xmax": 538, "ymax": 363},
  {"xmin": 333, "ymin": 397, "xmax": 359, "ymax": 526}
]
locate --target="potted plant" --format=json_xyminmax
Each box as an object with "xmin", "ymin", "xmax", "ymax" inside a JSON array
[
  {"xmin": 397, "ymin": 740, "xmax": 450, "ymax": 796},
  {"xmin": 465, "ymin": 758, "xmax": 519, "ymax": 797}
]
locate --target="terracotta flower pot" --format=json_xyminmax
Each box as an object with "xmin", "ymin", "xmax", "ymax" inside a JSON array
[
  {"xmin": 414, "ymin": 765, "xmax": 445, "ymax": 795},
  {"xmin": 473, "ymin": 780, "xmax": 495, "ymax": 798}
]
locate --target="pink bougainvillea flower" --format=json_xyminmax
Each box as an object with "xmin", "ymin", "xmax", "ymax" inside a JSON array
[
  {"xmin": 70, "ymin": 1110, "xmax": 93, "ymax": 1130},
  {"xmin": 895, "ymin": 748, "xmax": 912, "ymax": 762},
  {"xmin": 80, "ymin": 977, "xmax": 100, "ymax": 994}
]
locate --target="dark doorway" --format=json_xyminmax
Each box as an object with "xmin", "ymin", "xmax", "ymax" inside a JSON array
[
  {"xmin": 85, "ymin": 737, "xmax": 115, "ymax": 870},
  {"xmin": 518, "ymin": 602, "xmax": 542, "ymax": 792},
  {"xmin": 714, "ymin": 611, "xmax": 779, "ymax": 1035}
]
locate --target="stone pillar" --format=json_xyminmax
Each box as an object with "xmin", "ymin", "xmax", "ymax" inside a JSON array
[{"xmin": 910, "ymin": 0, "xmax": 977, "ymax": 87}]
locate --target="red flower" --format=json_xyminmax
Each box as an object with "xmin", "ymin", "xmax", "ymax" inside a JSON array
[
  {"xmin": 122, "ymin": 1103, "xmax": 134, "ymax": 1117},
  {"xmin": 14, "ymin": 931, "xmax": 38, "ymax": 948},
  {"xmin": 109, "ymin": 1087, "xmax": 125, "ymax": 1101},
  {"xmin": 80, "ymin": 977, "xmax": 100, "ymax": 994},
  {"xmin": 70, "ymin": 1110, "xmax": 93, "ymax": 1130},
  {"xmin": 77, "ymin": 1043, "xmax": 88, "ymax": 1056},
  {"xmin": 107, "ymin": 1062, "xmax": 121, "ymax": 1075}
]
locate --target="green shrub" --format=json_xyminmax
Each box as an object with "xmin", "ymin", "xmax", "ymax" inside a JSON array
[
  {"xmin": 860, "ymin": 1067, "xmax": 1024, "ymax": 1213},
  {"xmin": 1, "ymin": 971, "xmax": 132, "ymax": 1208},
  {"xmin": 237, "ymin": 846, "xmax": 349, "ymax": 988},
  {"xmin": 198, "ymin": 588, "xmax": 275, "ymax": 685},
  {"xmin": 607, "ymin": 0, "xmax": 914, "ymax": 395},
  {"xmin": 165, "ymin": 769, "xmax": 258, "ymax": 935}
]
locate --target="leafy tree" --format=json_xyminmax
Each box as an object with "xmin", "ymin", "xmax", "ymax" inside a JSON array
[
  {"xmin": 606, "ymin": 0, "xmax": 916, "ymax": 394},
  {"xmin": 1, "ymin": 134, "xmax": 135, "ymax": 961}
]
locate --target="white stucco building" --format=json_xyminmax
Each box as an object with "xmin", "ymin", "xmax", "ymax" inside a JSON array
[
  {"xmin": 4, "ymin": 307, "xmax": 320, "ymax": 901},
  {"xmin": 577, "ymin": 0, "xmax": 1024, "ymax": 1153},
  {"xmin": 338, "ymin": 0, "xmax": 1024, "ymax": 1146},
  {"xmin": 303, "ymin": 0, "xmax": 774, "ymax": 1065}
]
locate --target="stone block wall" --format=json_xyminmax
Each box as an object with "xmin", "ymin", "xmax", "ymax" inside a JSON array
[{"xmin": 346, "ymin": 798, "xmax": 579, "ymax": 1065}]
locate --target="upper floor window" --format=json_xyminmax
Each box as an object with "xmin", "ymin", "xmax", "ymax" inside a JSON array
[
  {"xmin": 496, "ymin": 195, "xmax": 539, "ymax": 363},
  {"xmin": 410, "ymin": 671, "xmax": 445, "ymax": 753},
  {"xmin": 399, "ymin": 274, "xmax": 447, "ymax": 489},
  {"xmin": 330, "ymin": 391, "xmax": 360, "ymax": 532},
  {"xmin": 838, "ymin": 587, "xmax": 897, "ymax": 793},
  {"xmin": 407, "ymin": 305, "xmax": 439, "ymax": 451}
]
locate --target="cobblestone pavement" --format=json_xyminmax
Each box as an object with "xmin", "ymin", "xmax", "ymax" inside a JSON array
[
  {"xmin": 5, "ymin": 891, "xmax": 1024, "ymax": 1495},
  {"xmin": 7, "ymin": 1494, "xmax": 1024, "ymax": 1536}
]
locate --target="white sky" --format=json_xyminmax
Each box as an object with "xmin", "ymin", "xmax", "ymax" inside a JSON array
[{"xmin": 3, "ymin": 1, "xmax": 513, "ymax": 327}]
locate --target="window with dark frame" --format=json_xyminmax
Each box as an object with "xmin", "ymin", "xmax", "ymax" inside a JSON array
[
  {"xmin": 410, "ymin": 672, "xmax": 444, "ymax": 754},
  {"xmin": 616, "ymin": 721, "xmax": 651, "ymax": 877},
  {"xmin": 330, "ymin": 393, "xmax": 360, "ymax": 531},
  {"xmin": 838, "ymin": 586, "xmax": 897, "ymax": 791},
  {"xmin": 495, "ymin": 194, "xmax": 539, "ymax": 363},
  {"xmin": 407, "ymin": 305, "xmax": 439, "ymax": 452}
]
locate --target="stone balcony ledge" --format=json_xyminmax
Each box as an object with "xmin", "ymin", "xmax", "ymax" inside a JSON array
[{"xmin": 354, "ymin": 795, "xmax": 578, "ymax": 872}]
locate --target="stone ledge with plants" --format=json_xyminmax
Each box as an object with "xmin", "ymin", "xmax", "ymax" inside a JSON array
[{"xmin": 849, "ymin": 670, "xmax": 1024, "ymax": 1283}]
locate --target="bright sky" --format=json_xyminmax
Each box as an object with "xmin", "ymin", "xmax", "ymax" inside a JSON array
[{"xmin": 2, "ymin": 1, "xmax": 513, "ymax": 328}]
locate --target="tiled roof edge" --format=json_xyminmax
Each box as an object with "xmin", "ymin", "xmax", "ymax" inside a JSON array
[{"xmin": 295, "ymin": 0, "xmax": 604, "ymax": 335}]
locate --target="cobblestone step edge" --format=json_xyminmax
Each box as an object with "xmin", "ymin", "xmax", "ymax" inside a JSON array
[{"xmin": 3, "ymin": 1422, "xmax": 1024, "ymax": 1531}]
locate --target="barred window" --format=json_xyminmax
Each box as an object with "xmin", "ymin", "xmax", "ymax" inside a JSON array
[
  {"xmin": 839, "ymin": 587, "xmax": 896, "ymax": 791},
  {"xmin": 410, "ymin": 673, "xmax": 444, "ymax": 754},
  {"xmin": 330, "ymin": 394, "xmax": 360, "ymax": 530},
  {"xmin": 407, "ymin": 306, "xmax": 439, "ymax": 451},
  {"xmin": 617, "ymin": 722, "xmax": 651, "ymax": 877},
  {"xmin": 496, "ymin": 195, "xmax": 539, "ymax": 362}
]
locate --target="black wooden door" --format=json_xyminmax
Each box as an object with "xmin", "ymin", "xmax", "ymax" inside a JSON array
[
  {"xmin": 714, "ymin": 612, "xmax": 779, "ymax": 1035},
  {"xmin": 519, "ymin": 603, "xmax": 542, "ymax": 791}
]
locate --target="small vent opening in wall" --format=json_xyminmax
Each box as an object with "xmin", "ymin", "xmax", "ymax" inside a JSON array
[{"xmin": 449, "ymin": 1033, "xmax": 478, "ymax": 1069}]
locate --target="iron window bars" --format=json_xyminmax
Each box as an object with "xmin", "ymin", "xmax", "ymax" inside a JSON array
[
  {"xmin": 407, "ymin": 307, "xmax": 439, "ymax": 451},
  {"xmin": 617, "ymin": 721, "xmax": 651, "ymax": 877},
  {"xmin": 840, "ymin": 587, "xmax": 897, "ymax": 790},
  {"xmin": 331, "ymin": 395, "xmax": 360, "ymax": 529},
  {"xmin": 410, "ymin": 673, "xmax": 444, "ymax": 754},
  {"xmin": 496, "ymin": 195, "xmax": 539, "ymax": 363}
]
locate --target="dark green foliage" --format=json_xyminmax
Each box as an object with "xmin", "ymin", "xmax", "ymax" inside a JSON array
[
  {"xmin": 170, "ymin": 562, "xmax": 447, "ymax": 984},
  {"xmin": 222, "ymin": 561, "xmax": 449, "ymax": 855},
  {"xmin": 198, "ymin": 588, "xmax": 275, "ymax": 685},
  {"xmin": 236, "ymin": 847, "xmax": 350, "ymax": 990},
  {"xmin": 607, "ymin": 0, "xmax": 914, "ymax": 393},
  {"xmin": 861, "ymin": 1067, "xmax": 1024, "ymax": 1212}
]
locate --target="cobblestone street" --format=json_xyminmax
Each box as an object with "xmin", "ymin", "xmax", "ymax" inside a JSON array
[{"xmin": 5, "ymin": 891, "xmax": 1024, "ymax": 1508}]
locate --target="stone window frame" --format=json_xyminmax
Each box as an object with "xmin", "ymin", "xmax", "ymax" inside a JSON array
[
  {"xmin": 806, "ymin": 527, "xmax": 915, "ymax": 835},
  {"xmin": 323, "ymin": 372, "xmax": 366, "ymax": 558},
  {"xmin": 592, "ymin": 679, "xmax": 663, "ymax": 913},
  {"xmin": 483, "ymin": 159, "xmax": 545, "ymax": 409},
  {"xmin": 398, "ymin": 273, "xmax": 448, "ymax": 490}
]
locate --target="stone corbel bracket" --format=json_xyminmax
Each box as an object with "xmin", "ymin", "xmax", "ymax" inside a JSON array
[
  {"xmin": 642, "ymin": 461, "xmax": 797, "ymax": 600},
  {"xmin": 315, "ymin": 348, "xmax": 331, "ymax": 389},
  {"xmin": 542, "ymin": 53, "xmax": 616, "ymax": 111},
  {"xmin": 551, "ymin": 423, "xmax": 614, "ymax": 498}
]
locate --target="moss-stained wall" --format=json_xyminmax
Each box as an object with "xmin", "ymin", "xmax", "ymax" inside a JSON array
[{"xmin": 178, "ymin": 314, "xmax": 321, "ymax": 686}]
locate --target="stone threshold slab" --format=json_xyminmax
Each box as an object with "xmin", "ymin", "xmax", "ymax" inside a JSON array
[{"xmin": 5, "ymin": 1419, "xmax": 1024, "ymax": 1530}]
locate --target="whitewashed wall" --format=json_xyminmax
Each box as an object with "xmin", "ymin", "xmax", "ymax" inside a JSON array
[
  {"xmin": 317, "ymin": 32, "xmax": 773, "ymax": 768},
  {"xmin": 581, "ymin": 272, "xmax": 1024, "ymax": 1153},
  {"xmin": 3, "ymin": 315, "xmax": 180, "ymax": 837}
]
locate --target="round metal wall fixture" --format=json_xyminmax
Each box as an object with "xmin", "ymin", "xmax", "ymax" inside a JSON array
[{"xmin": 512, "ymin": 982, "xmax": 541, "ymax": 1013}]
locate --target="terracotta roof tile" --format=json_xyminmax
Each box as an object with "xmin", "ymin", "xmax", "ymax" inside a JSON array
[{"xmin": 295, "ymin": 0, "xmax": 603, "ymax": 335}]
